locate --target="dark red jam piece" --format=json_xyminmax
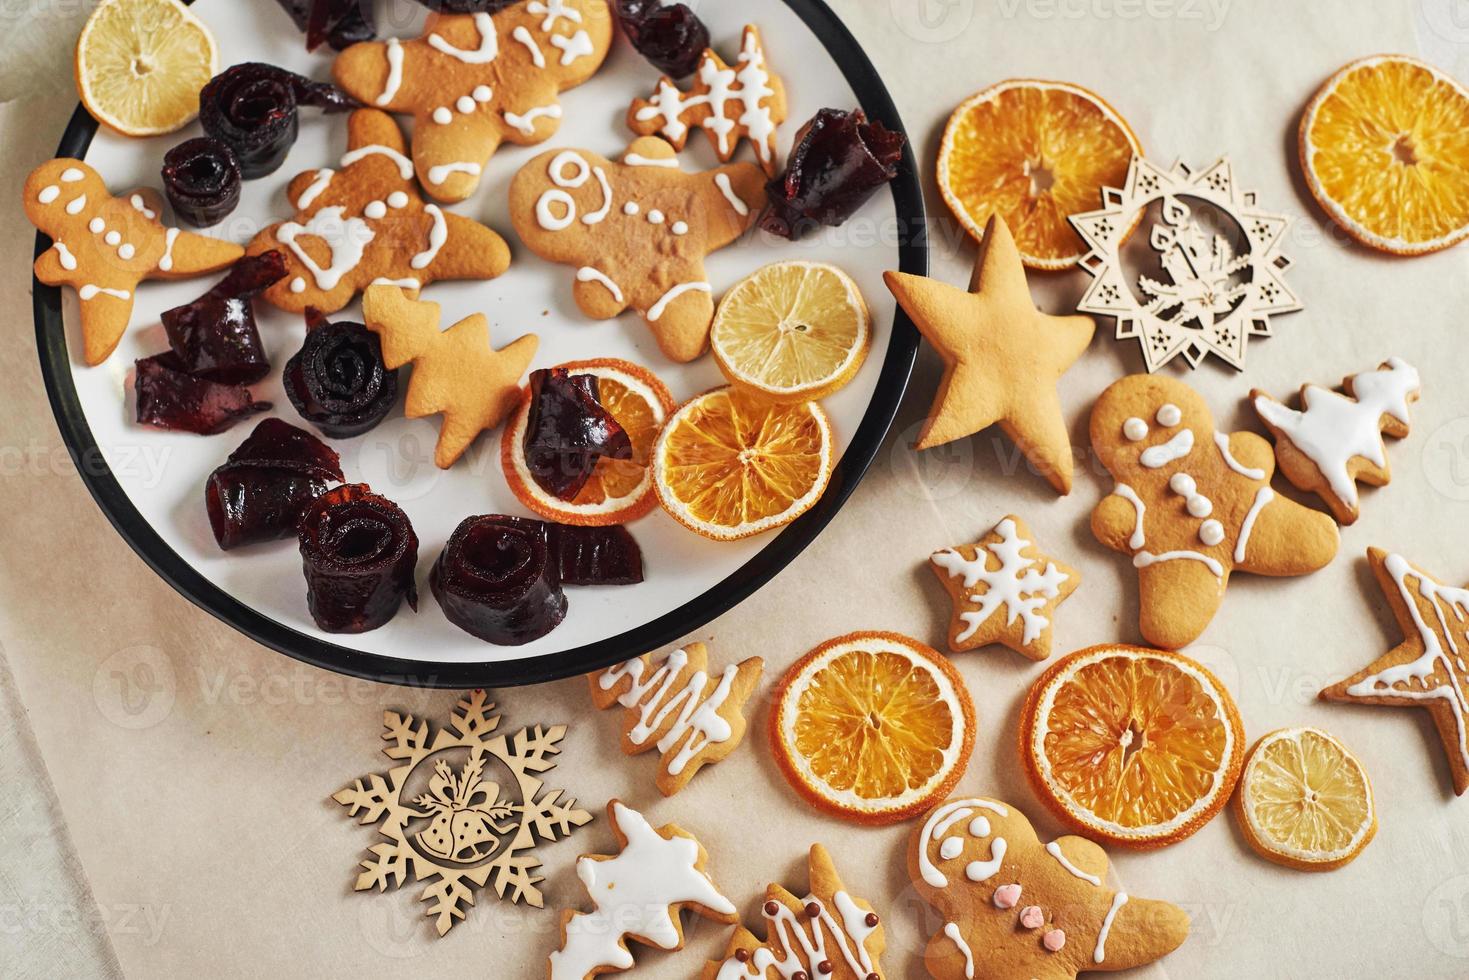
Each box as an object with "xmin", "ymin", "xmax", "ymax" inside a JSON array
[
  {"xmin": 135, "ymin": 353, "xmax": 270, "ymax": 435},
  {"xmin": 614, "ymin": 0, "xmax": 709, "ymax": 78},
  {"xmin": 160, "ymin": 137, "xmax": 242, "ymax": 227},
  {"xmin": 431, "ymin": 515, "xmax": 566, "ymax": 645},
  {"xmin": 299, "ymin": 484, "xmax": 418, "ymax": 633},
  {"xmin": 552, "ymin": 525, "xmax": 643, "ymax": 586},
  {"xmin": 205, "ymin": 418, "xmax": 343, "ymax": 550},
  {"xmin": 760, "ymin": 108, "xmax": 906, "ymax": 240},
  {"xmin": 523, "ymin": 368, "xmax": 632, "ymax": 500},
  {"xmin": 284, "ymin": 318, "xmax": 398, "ymax": 438},
  {"xmin": 161, "ymin": 251, "xmax": 285, "ymax": 385},
  {"xmin": 272, "ymin": 0, "xmax": 374, "ymax": 50},
  {"xmin": 200, "ymin": 63, "xmax": 357, "ymax": 180}
]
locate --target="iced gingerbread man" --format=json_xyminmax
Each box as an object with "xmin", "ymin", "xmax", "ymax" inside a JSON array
[{"xmin": 1090, "ymin": 375, "xmax": 1338, "ymax": 649}]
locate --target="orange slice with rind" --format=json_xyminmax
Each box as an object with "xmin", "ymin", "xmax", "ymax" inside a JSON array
[{"xmin": 75, "ymin": 0, "xmax": 218, "ymax": 137}]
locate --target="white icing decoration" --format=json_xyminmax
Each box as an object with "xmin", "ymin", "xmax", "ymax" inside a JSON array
[
  {"xmin": 1133, "ymin": 549, "xmax": 1224, "ymax": 579},
  {"xmin": 646, "ymin": 280, "xmax": 710, "ymax": 321},
  {"xmin": 624, "ymin": 152, "xmax": 679, "ymax": 168},
  {"xmin": 549, "ymin": 150, "xmax": 590, "ymax": 188},
  {"xmin": 930, "ymin": 517, "xmax": 1068, "ymax": 647},
  {"xmin": 61, "ymin": 167, "xmax": 84, "ymax": 182},
  {"xmin": 52, "ymin": 241, "xmax": 77, "ymax": 270},
  {"xmin": 1233, "ymin": 486, "xmax": 1274, "ymax": 563},
  {"xmin": 939, "ymin": 837, "xmax": 963, "ymax": 861},
  {"xmin": 410, "ymin": 204, "xmax": 447, "ymax": 270},
  {"xmin": 597, "ymin": 649, "xmax": 737, "ymax": 776},
  {"xmin": 158, "ymin": 227, "xmax": 179, "ymax": 272},
  {"xmin": 527, "ymin": 0, "xmax": 581, "ymax": 31},
  {"xmin": 456, "ymin": 94, "xmax": 476, "ymax": 114},
  {"xmin": 118, "ymin": 243, "xmax": 135, "ymax": 260},
  {"xmin": 290, "ymin": 277, "xmax": 306, "ymax": 293},
  {"xmin": 372, "ymin": 277, "xmax": 420, "ymax": 289},
  {"xmin": 340, "ymin": 145, "xmax": 414, "ymax": 179},
  {"xmin": 1094, "ymin": 892, "xmax": 1128, "ymax": 963},
  {"xmin": 968, "ymin": 816, "xmax": 989, "ymax": 836},
  {"xmin": 536, "ymin": 190, "xmax": 575, "ymax": 230},
  {"xmin": 364, "ymin": 200, "xmax": 387, "ymax": 220},
  {"xmin": 1123, "ymin": 417, "xmax": 1148, "ymax": 441},
  {"xmin": 634, "ymin": 28, "xmax": 778, "ymax": 165},
  {"xmin": 512, "ymin": 26, "xmax": 546, "ymax": 67},
  {"xmin": 1213, "ymin": 430, "xmax": 1265, "ymax": 480},
  {"xmin": 715, "ymin": 891, "xmax": 879, "ymax": 980},
  {"xmin": 581, "ymin": 167, "xmax": 612, "ymax": 224},
  {"xmin": 428, "ymin": 12, "xmax": 498, "ymax": 64},
  {"xmin": 550, "ymin": 30, "xmax": 594, "ymax": 65},
  {"xmin": 943, "ymin": 923, "xmax": 975, "ymax": 980},
  {"xmin": 88, "ymin": 218, "xmax": 105, "ymax": 234},
  {"xmin": 1156, "ymin": 403, "xmax": 1182, "ymax": 426},
  {"xmin": 714, "ymin": 172, "xmax": 749, "ymax": 215},
  {"xmin": 79, "ymin": 285, "xmax": 129, "ymax": 301},
  {"xmin": 917, "ymin": 798, "xmax": 1008, "ymax": 888},
  {"xmin": 473, "ymin": 85, "xmax": 493, "ymax": 102},
  {"xmin": 388, "ymin": 192, "xmax": 409, "ymax": 209},
  {"xmin": 671, "ymin": 220, "xmax": 688, "ymax": 235},
  {"xmin": 623, "ymin": 202, "xmax": 640, "ymax": 215},
  {"xmin": 104, "ymin": 231, "xmax": 121, "ymax": 246},
  {"xmin": 376, "ymin": 38, "xmax": 403, "ymax": 105},
  {"xmin": 1113, "ymin": 483, "xmax": 1146, "ymax": 549},
  {"xmin": 548, "ymin": 802, "xmax": 735, "ymax": 980},
  {"xmin": 1168, "ymin": 472, "xmax": 1213, "ymax": 517},
  {"xmin": 427, "ymin": 162, "xmax": 482, "ymax": 185},
  {"xmin": 502, "ymin": 103, "xmax": 561, "ymax": 134},
  {"xmin": 1140, "ymin": 427, "xmax": 1194, "ymax": 468},
  {"xmin": 1045, "ymin": 841, "xmax": 1101, "ymax": 886},
  {"xmin": 1199, "ymin": 519, "xmax": 1225, "ymax": 546},
  {"xmin": 38, "ymin": 185, "xmax": 59, "ymax": 204},
  {"xmin": 647, "ymin": 209, "xmax": 665, "ymax": 225},
  {"xmin": 276, "ymin": 205, "xmax": 374, "ymax": 291},
  {"xmin": 65, "ymin": 195, "xmax": 86, "ymax": 215},
  {"xmin": 433, "ymin": 107, "xmax": 453, "ymax": 125},
  {"xmin": 576, "ymin": 267, "xmax": 623, "ymax": 304},
  {"xmin": 129, "ymin": 194, "xmax": 156, "ymax": 219}
]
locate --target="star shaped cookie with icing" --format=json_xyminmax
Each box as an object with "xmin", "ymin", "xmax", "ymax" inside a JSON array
[
  {"xmin": 24, "ymin": 159, "xmax": 243, "ymax": 365},
  {"xmin": 363, "ymin": 284, "xmax": 536, "ymax": 468},
  {"xmin": 929, "ymin": 514, "xmax": 1079, "ymax": 661},
  {"xmin": 884, "ymin": 214, "xmax": 1094, "ymax": 494},
  {"xmin": 333, "ymin": 0, "xmax": 612, "ymax": 202},
  {"xmin": 246, "ymin": 109, "xmax": 510, "ymax": 315},
  {"xmin": 509, "ymin": 136, "xmax": 766, "ymax": 362},
  {"xmin": 1322, "ymin": 549, "xmax": 1469, "ymax": 795}
]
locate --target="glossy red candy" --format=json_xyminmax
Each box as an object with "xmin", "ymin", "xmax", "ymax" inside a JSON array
[
  {"xmin": 284, "ymin": 318, "xmax": 398, "ymax": 438},
  {"xmin": 553, "ymin": 525, "xmax": 644, "ymax": 586},
  {"xmin": 431, "ymin": 515, "xmax": 566, "ymax": 645},
  {"xmin": 760, "ymin": 108, "xmax": 906, "ymax": 240},
  {"xmin": 161, "ymin": 251, "xmax": 285, "ymax": 385},
  {"xmin": 205, "ymin": 418, "xmax": 343, "ymax": 550},
  {"xmin": 199, "ymin": 63, "xmax": 357, "ymax": 179},
  {"xmin": 614, "ymin": 0, "xmax": 709, "ymax": 78},
  {"xmin": 522, "ymin": 368, "xmax": 632, "ymax": 500},
  {"xmin": 160, "ymin": 137, "xmax": 242, "ymax": 227},
  {"xmin": 299, "ymin": 484, "xmax": 418, "ymax": 633},
  {"xmin": 272, "ymin": 0, "xmax": 374, "ymax": 51},
  {"xmin": 134, "ymin": 353, "xmax": 270, "ymax": 435}
]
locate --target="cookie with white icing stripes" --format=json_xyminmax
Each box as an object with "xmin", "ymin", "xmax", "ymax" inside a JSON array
[
  {"xmin": 509, "ymin": 136, "xmax": 766, "ymax": 362},
  {"xmin": 245, "ymin": 108, "xmax": 510, "ymax": 315},
  {"xmin": 1090, "ymin": 374, "xmax": 1338, "ymax": 649},
  {"xmin": 333, "ymin": 0, "xmax": 612, "ymax": 202},
  {"xmin": 908, "ymin": 796, "xmax": 1189, "ymax": 980}
]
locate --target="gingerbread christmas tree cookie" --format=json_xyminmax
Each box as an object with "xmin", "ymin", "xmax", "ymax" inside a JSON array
[
  {"xmin": 929, "ymin": 514, "xmax": 1079, "ymax": 661},
  {"xmin": 883, "ymin": 214, "xmax": 1094, "ymax": 494},
  {"xmin": 25, "ymin": 158, "xmax": 243, "ymax": 364},
  {"xmin": 332, "ymin": 0, "xmax": 613, "ymax": 202},
  {"xmin": 589, "ymin": 643, "xmax": 764, "ymax": 796}
]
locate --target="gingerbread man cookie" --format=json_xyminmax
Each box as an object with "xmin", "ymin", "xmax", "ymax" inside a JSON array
[
  {"xmin": 245, "ymin": 108, "xmax": 510, "ymax": 315},
  {"xmin": 333, "ymin": 0, "xmax": 612, "ymax": 202},
  {"xmin": 627, "ymin": 25, "xmax": 787, "ymax": 175},
  {"xmin": 1090, "ymin": 375, "xmax": 1339, "ymax": 649},
  {"xmin": 509, "ymin": 136, "xmax": 766, "ymax": 362},
  {"xmin": 25, "ymin": 159, "xmax": 243, "ymax": 365},
  {"xmin": 909, "ymin": 796, "xmax": 1190, "ymax": 980}
]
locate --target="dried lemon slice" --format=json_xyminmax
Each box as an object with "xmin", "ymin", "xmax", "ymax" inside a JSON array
[{"xmin": 75, "ymin": 0, "xmax": 218, "ymax": 137}]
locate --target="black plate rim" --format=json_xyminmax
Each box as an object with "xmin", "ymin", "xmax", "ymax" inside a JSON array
[{"xmin": 33, "ymin": 0, "xmax": 926, "ymax": 688}]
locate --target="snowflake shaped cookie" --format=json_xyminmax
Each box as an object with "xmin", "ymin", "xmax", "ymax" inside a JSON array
[
  {"xmin": 929, "ymin": 515, "xmax": 1079, "ymax": 661},
  {"xmin": 332, "ymin": 690, "xmax": 592, "ymax": 935},
  {"xmin": 1070, "ymin": 156, "xmax": 1301, "ymax": 371}
]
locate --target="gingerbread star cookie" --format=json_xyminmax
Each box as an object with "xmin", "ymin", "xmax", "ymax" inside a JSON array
[
  {"xmin": 883, "ymin": 214, "xmax": 1094, "ymax": 494},
  {"xmin": 509, "ymin": 136, "xmax": 766, "ymax": 362},
  {"xmin": 548, "ymin": 800, "xmax": 737, "ymax": 980},
  {"xmin": 627, "ymin": 24, "xmax": 788, "ymax": 175},
  {"xmin": 703, "ymin": 844, "xmax": 885, "ymax": 980},
  {"xmin": 590, "ymin": 643, "xmax": 764, "ymax": 796},
  {"xmin": 929, "ymin": 514, "xmax": 1079, "ymax": 661},
  {"xmin": 1251, "ymin": 357, "xmax": 1420, "ymax": 525},
  {"xmin": 246, "ymin": 109, "xmax": 510, "ymax": 315},
  {"xmin": 1091, "ymin": 374, "xmax": 1339, "ymax": 649},
  {"xmin": 909, "ymin": 796, "xmax": 1190, "ymax": 980},
  {"xmin": 1322, "ymin": 549, "xmax": 1469, "ymax": 795},
  {"xmin": 25, "ymin": 159, "xmax": 243, "ymax": 365},
  {"xmin": 333, "ymin": 0, "xmax": 612, "ymax": 202},
  {"xmin": 362, "ymin": 285, "xmax": 536, "ymax": 468}
]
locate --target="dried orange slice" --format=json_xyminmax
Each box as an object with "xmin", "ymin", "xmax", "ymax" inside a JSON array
[
  {"xmin": 771, "ymin": 631, "xmax": 976, "ymax": 825},
  {"xmin": 937, "ymin": 79, "xmax": 1141, "ymax": 269},
  {"xmin": 75, "ymin": 0, "xmax": 218, "ymax": 137},
  {"xmin": 652, "ymin": 387, "xmax": 832, "ymax": 541},
  {"xmin": 710, "ymin": 260, "xmax": 871, "ymax": 402},
  {"xmin": 1019, "ymin": 644, "xmax": 1244, "ymax": 849},
  {"xmin": 1300, "ymin": 55, "xmax": 1469, "ymax": 255},
  {"xmin": 501, "ymin": 358, "xmax": 674, "ymax": 526},
  {"xmin": 1234, "ymin": 727, "xmax": 1375, "ymax": 871}
]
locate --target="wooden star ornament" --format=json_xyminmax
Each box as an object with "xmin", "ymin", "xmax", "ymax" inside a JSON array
[
  {"xmin": 1322, "ymin": 549, "xmax": 1469, "ymax": 795},
  {"xmin": 929, "ymin": 514, "xmax": 1080, "ymax": 661},
  {"xmin": 362, "ymin": 285, "xmax": 537, "ymax": 468},
  {"xmin": 884, "ymin": 214, "xmax": 1094, "ymax": 494}
]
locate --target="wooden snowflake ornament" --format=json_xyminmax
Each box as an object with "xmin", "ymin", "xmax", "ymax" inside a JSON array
[
  {"xmin": 332, "ymin": 690, "xmax": 592, "ymax": 935},
  {"xmin": 1070, "ymin": 156, "xmax": 1301, "ymax": 372}
]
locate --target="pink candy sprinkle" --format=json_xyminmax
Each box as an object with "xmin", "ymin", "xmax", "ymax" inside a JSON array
[
  {"xmin": 1018, "ymin": 905, "xmax": 1045, "ymax": 930},
  {"xmin": 1043, "ymin": 928, "xmax": 1066, "ymax": 952},
  {"xmin": 992, "ymin": 884, "xmax": 1022, "ymax": 909}
]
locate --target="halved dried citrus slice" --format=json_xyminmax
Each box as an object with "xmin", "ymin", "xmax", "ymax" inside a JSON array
[
  {"xmin": 652, "ymin": 386, "xmax": 832, "ymax": 541},
  {"xmin": 1300, "ymin": 55, "xmax": 1469, "ymax": 255},
  {"xmin": 937, "ymin": 79, "xmax": 1141, "ymax": 269},
  {"xmin": 501, "ymin": 358, "xmax": 674, "ymax": 526},
  {"xmin": 1234, "ymin": 726, "xmax": 1375, "ymax": 871},
  {"xmin": 771, "ymin": 631, "xmax": 976, "ymax": 825},
  {"xmin": 710, "ymin": 260, "xmax": 871, "ymax": 402},
  {"xmin": 75, "ymin": 0, "xmax": 218, "ymax": 137},
  {"xmin": 1020, "ymin": 644, "xmax": 1244, "ymax": 849}
]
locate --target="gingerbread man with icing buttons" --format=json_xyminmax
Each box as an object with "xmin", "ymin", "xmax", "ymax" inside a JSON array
[
  {"xmin": 508, "ymin": 136, "xmax": 766, "ymax": 363},
  {"xmin": 1090, "ymin": 375, "xmax": 1339, "ymax": 650},
  {"xmin": 908, "ymin": 796, "xmax": 1190, "ymax": 980},
  {"xmin": 332, "ymin": 0, "xmax": 612, "ymax": 203},
  {"xmin": 24, "ymin": 159, "xmax": 243, "ymax": 365}
]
